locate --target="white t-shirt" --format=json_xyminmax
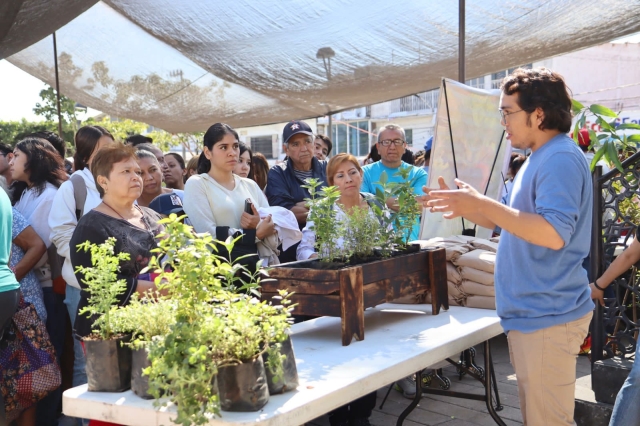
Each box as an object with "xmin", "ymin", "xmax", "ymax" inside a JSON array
[
  {"xmin": 183, "ymin": 173, "xmax": 269, "ymax": 238},
  {"xmin": 49, "ymin": 168, "xmax": 103, "ymax": 289},
  {"xmin": 15, "ymin": 182, "xmax": 58, "ymax": 287}
]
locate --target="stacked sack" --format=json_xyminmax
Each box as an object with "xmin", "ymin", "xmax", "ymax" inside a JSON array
[{"xmin": 415, "ymin": 236, "xmax": 499, "ymax": 310}]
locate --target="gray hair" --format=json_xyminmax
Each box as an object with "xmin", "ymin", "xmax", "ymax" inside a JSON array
[
  {"xmin": 135, "ymin": 149, "xmax": 159, "ymax": 163},
  {"xmin": 376, "ymin": 124, "xmax": 405, "ymax": 142}
]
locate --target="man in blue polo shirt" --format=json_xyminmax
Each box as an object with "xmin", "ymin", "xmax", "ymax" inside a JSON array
[
  {"xmin": 266, "ymin": 120, "xmax": 328, "ymax": 263},
  {"xmin": 421, "ymin": 68, "xmax": 593, "ymax": 425},
  {"xmin": 361, "ymin": 124, "xmax": 427, "ymax": 242}
]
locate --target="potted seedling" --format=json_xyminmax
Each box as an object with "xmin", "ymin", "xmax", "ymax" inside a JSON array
[
  {"xmin": 110, "ymin": 295, "xmax": 175, "ymax": 398},
  {"xmin": 261, "ymin": 289, "xmax": 298, "ymax": 395},
  {"xmin": 265, "ymin": 176, "xmax": 448, "ymax": 345},
  {"xmin": 75, "ymin": 238, "xmax": 133, "ymax": 392}
]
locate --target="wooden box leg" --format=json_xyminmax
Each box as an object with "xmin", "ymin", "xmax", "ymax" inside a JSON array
[
  {"xmin": 427, "ymin": 248, "xmax": 449, "ymax": 315},
  {"xmin": 339, "ymin": 266, "xmax": 364, "ymax": 346}
]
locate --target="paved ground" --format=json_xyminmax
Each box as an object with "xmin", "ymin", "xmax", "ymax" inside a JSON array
[{"xmin": 306, "ymin": 333, "xmax": 593, "ymax": 426}]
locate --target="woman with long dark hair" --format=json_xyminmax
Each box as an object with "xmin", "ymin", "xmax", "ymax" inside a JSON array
[
  {"xmin": 251, "ymin": 152, "xmax": 269, "ymax": 191},
  {"xmin": 10, "ymin": 138, "xmax": 67, "ymax": 289},
  {"xmin": 164, "ymin": 152, "xmax": 186, "ymax": 191},
  {"xmin": 184, "ymin": 123, "xmax": 275, "ymax": 267},
  {"xmin": 233, "ymin": 142, "xmax": 253, "ymax": 180}
]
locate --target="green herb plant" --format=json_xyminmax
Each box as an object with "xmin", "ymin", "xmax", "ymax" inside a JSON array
[
  {"xmin": 302, "ymin": 178, "xmax": 344, "ymax": 262},
  {"xmin": 141, "ymin": 215, "xmax": 292, "ymax": 426},
  {"xmin": 110, "ymin": 294, "xmax": 176, "ymax": 350},
  {"xmin": 373, "ymin": 169, "xmax": 422, "ymax": 247},
  {"xmin": 342, "ymin": 201, "xmax": 381, "ymax": 259},
  {"xmin": 75, "ymin": 237, "xmax": 130, "ymax": 340}
]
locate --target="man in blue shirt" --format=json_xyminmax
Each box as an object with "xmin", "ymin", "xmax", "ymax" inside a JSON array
[
  {"xmin": 361, "ymin": 124, "xmax": 427, "ymax": 241},
  {"xmin": 420, "ymin": 68, "xmax": 593, "ymax": 425},
  {"xmin": 266, "ymin": 120, "xmax": 328, "ymax": 262}
]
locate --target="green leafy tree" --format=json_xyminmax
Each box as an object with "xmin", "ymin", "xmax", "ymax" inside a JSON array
[
  {"xmin": 33, "ymin": 85, "xmax": 77, "ymax": 126},
  {"xmin": 0, "ymin": 119, "xmax": 75, "ymax": 153}
]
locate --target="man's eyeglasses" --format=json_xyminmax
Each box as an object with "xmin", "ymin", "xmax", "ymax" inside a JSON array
[
  {"xmin": 499, "ymin": 109, "xmax": 525, "ymax": 123},
  {"xmin": 379, "ymin": 139, "xmax": 405, "ymax": 147}
]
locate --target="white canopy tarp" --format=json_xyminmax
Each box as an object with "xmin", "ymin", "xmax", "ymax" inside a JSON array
[
  {"xmin": 4, "ymin": 0, "xmax": 640, "ymax": 132},
  {"xmin": 419, "ymin": 78, "xmax": 510, "ymax": 240}
]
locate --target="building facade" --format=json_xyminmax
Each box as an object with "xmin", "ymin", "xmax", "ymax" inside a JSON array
[{"xmin": 235, "ymin": 42, "xmax": 640, "ymax": 161}]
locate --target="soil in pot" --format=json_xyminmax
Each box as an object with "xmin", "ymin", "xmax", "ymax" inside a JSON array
[
  {"xmin": 263, "ymin": 336, "xmax": 299, "ymax": 394},
  {"xmin": 84, "ymin": 334, "xmax": 132, "ymax": 392},
  {"xmin": 131, "ymin": 347, "xmax": 153, "ymax": 399},
  {"xmin": 217, "ymin": 356, "xmax": 269, "ymax": 412}
]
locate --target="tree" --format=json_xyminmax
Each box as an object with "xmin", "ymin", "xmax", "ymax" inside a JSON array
[
  {"xmin": 84, "ymin": 117, "xmax": 203, "ymax": 155},
  {"xmin": 33, "ymin": 85, "xmax": 77, "ymax": 128},
  {"xmin": 0, "ymin": 119, "xmax": 73, "ymax": 148}
]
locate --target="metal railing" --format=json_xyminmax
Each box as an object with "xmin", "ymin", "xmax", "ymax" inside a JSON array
[{"xmin": 591, "ymin": 151, "xmax": 640, "ymax": 365}]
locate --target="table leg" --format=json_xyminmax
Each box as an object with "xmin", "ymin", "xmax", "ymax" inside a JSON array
[
  {"xmin": 483, "ymin": 340, "xmax": 506, "ymax": 425},
  {"xmin": 396, "ymin": 370, "xmax": 423, "ymax": 426}
]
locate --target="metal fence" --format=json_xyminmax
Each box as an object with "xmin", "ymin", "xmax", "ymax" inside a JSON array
[{"xmin": 591, "ymin": 151, "xmax": 640, "ymax": 363}]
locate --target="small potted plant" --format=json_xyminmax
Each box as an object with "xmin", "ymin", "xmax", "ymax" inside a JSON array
[
  {"xmin": 261, "ymin": 289, "xmax": 298, "ymax": 395},
  {"xmin": 110, "ymin": 295, "xmax": 175, "ymax": 398},
  {"xmin": 75, "ymin": 238, "xmax": 132, "ymax": 392}
]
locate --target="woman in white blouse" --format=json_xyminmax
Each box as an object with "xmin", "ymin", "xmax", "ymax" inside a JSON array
[{"xmin": 184, "ymin": 123, "xmax": 275, "ymax": 268}]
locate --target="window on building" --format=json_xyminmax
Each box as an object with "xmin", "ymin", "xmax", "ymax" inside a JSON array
[
  {"xmin": 405, "ymin": 129, "xmax": 413, "ymax": 146},
  {"xmin": 251, "ymin": 136, "xmax": 273, "ymax": 159},
  {"xmin": 465, "ymin": 77, "xmax": 484, "ymax": 89},
  {"xmin": 332, "ymin": 121, "xmax": 370, "ymax": 156}
]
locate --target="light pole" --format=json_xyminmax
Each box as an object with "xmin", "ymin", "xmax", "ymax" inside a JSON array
[{"xmin": 316, "ymin": 47, "xmax": 335, "ymax": 81}]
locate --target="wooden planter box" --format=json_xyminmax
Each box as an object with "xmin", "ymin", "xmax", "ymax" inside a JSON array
[{"xmin": 262, "ymin": 248, "xmax": 448, "ymax": 346}]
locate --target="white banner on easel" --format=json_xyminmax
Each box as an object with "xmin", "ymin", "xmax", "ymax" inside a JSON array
[{"xmin": 419, "ymin": 78, "xmax": 511, "ymax": 240}]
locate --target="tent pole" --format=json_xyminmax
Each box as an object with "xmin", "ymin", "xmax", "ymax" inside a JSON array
[
  {"xmin": 328, "ymin": 113, "xmax": 333, "ymax": 149},
  {"xmin": 52, "ymin": 32, "xmax": 64, "ymax": 138},
  {"xmin": 458, "ymin": 0, "xmax": 465, "ymax": 83}
]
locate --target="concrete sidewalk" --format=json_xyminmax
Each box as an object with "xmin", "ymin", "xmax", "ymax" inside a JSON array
[{"xmin": 307, "ymin": 333, "xmax": 592, "ymax": 426}]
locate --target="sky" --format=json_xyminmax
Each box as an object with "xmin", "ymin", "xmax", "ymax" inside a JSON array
[{"xmin": 1, "ymin": 32, "xmax": 640, "ymax": 123}]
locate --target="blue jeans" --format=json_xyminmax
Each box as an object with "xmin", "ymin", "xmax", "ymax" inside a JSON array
[
  {"xmin": 609, "ymin": 343, "xmax": 640, "ymax": 425},
  {"xmin": 64, "ymin": 285, "xmax": 87, "ymax": 388}
]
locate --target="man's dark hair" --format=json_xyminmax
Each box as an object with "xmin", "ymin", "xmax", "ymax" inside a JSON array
[
  {"xmin": 315, "ymin": 134, "xmax": 333, "ymax": 156},
  {"xmin": 0, "ymin": 143, "xmax": 12, "ymax": 156},
  {"xmin": 501, "ymin": 67, "xmax": 572, "ymax": 133},
  {"xmin": 27, "ymin": 130, "xmax": 66, "ymax": 159},
  {"xmin": 401, "ymin": 150, "xmax": 414, "ymax": 165},
  {"xmin": 125, "ymin": 134, "xmax": 153, "ymax": 146}
]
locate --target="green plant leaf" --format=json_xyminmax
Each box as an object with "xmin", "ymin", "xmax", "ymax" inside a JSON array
[
  {"xmin": 596, "ymin": 116, "xmax": 615, "ymax": 132},
  {"xmin": 626, "ymin": 134, "xmax": 640, "ymax": 143},
  {"xmin": 590, "ymin": 104, "xmax": 618, "ymax": 117},
  {"xmin": 606, "ymin": 140, "xmax": 623, "ymax": 172},
  {"xmin": 572, "ymin": 121, "xmax": 580, "ymax": 144},
  {"xmin": 589, "ymin": 146, "xmax": 606, "ymax": 172},
  {"xmin": 572, "ymin": 99, "xmax": 585, "ymax": 114},
  {"xmin": 616, "ymin": 123, "xmax": 640, "ymax": 131}
]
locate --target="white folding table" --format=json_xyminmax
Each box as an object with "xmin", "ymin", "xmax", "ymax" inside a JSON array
[{"xmin": 63, "ymin": 304, "xmax": 505, "ymax": 426}]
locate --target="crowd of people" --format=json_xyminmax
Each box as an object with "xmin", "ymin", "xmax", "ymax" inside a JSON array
[
  {"xmin": 0, "ymin": 66, "xmax": 637, "ymax": 426},
  {"xmin": 0, "ymin": 115, "xmax": 429, "ymax": 426}
]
